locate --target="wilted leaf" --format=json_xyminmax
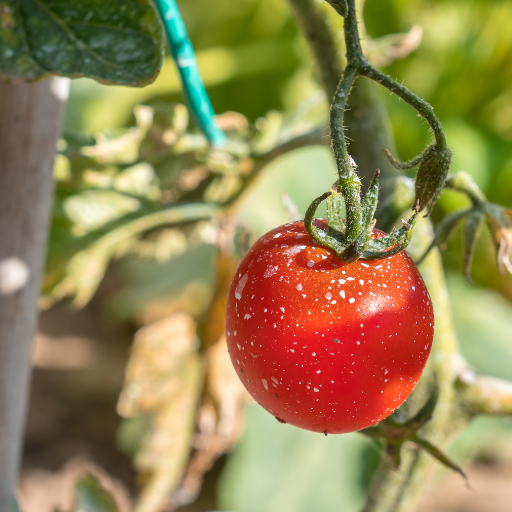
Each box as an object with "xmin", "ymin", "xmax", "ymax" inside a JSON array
[
  {"xmin": 82, "ymin": 106, "xmax": 154, "ymax": 165},
  {"xmin": 0, "ymin": 0, "xmax": 163, "ymax": 85},
  {"xmin": 114, "ymin": 163, "xmax": 159, "ymax": 198},
  {"xmin": 118, "ymin": 313, "xmax": 199, "ymax": 416},
  {"xmin": 486, "ymin": 204, "xmax": 512, "ymax": 275},
  {"xmin": 367, "ymin": 25, "xmax": 423, "ymax": 67},
  {"xmin": 205, "ymin": 335, "xmax": 249, "ymax": 441},
  {"xmin": 133, "ymin": 355, "xmax": 203, "ymax": 512},
  {"xmin": 18, "ymin": 457, "xmax": 132, "ymax": 512},
  {"xmin": 74, "ymin": 474, "xmax": 119, "ymax": 512},
  {"xmin": 63, "ymin": 190, "xmax": 141, "ymax": 234},
  {"xmin": 116, "ymin": 312, "xmax": 205, "ymax": 512}
]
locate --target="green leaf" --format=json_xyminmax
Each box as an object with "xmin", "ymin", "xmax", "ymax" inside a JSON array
[
  {"xmin": 0, "ymin": 0, "xmax": 163, "ymax": 85},
  {"xmin": 51, "ymin": 203, "xmax": 219, "ymax": 307},
  {"xmin": 74, "ymin": 474, "xmax": 119, "ymax": 512}
]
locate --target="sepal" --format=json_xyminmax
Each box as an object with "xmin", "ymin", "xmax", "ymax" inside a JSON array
[{"xmin": 415, "ymin": 145, "xmax": 452, "ymax": 215}]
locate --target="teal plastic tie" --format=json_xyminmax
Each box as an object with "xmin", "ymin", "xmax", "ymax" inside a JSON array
[{"xmin": 155, "ymin": 0, "xmax": 227, "ymax": 147}]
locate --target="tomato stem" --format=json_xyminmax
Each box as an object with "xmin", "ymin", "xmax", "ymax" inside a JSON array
[{"xmin": 304, "ymin": 0, "xmax": 452, "ymax": 260}]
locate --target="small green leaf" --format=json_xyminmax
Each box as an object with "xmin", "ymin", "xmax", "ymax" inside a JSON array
[
  {"xmin": 361, "ymin": 169, "xmax": 380, "ymax": 226},
  {"xmin": 74, "ymin": 474, "xmax": 119, "ymax": 512},
  {"xmin": 325, "ymin": 184, "xmax": 345, "ymax": 239},
  {"xmin": 462, "ymin": 210, "xmax": 483, "ymax": 283},
  {"xmin": 410, "ymin": 433, "xmax": 468, "ymax": 483},
  {"xmin": 0, "ymin": 0, "xmax": 163, "ymax": 85}
]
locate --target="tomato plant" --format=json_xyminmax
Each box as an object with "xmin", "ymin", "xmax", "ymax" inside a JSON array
[{"xmin": 226, "ymin": 220, "xmax": 434, "ymax": 434}]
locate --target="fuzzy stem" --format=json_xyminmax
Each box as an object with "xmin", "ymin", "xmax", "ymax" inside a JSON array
[
  {"xmin": 330, "ymin": 65, "xmax": 363, "ymax": 243},
  {"xmin": 359, "ymin": 65, "xmax": 447, "ymax": 150}
]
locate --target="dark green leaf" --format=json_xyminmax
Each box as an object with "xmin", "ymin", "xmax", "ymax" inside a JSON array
[
  {"xmin": 0, "ymin": 0, "xmax": 163, "ymax": 85},
  {"xmin": 74, "ymin": 474, "xmax": 119, "ymax": 512}
]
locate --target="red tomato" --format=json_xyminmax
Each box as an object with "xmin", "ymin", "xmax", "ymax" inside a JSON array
[{"xmin": 226, "ymin": 220, "xmax": 434, "ymax": 434}]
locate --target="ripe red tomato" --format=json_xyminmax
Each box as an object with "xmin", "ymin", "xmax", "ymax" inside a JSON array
[{"xmin": 226, "ymin": 220, "xmax": 434, "ymax": 434}]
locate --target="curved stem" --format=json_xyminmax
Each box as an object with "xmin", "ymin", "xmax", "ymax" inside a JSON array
[{"xmin": 359, "ymin": 65, "xmax": 447, "ymax": 150}]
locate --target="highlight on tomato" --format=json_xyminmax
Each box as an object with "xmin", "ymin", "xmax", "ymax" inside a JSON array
[{"xmin": 226, "ymin": 220, "xmax": 434, "ymax": 434}]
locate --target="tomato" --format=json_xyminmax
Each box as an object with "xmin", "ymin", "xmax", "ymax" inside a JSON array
[{"xmin": 225, "ymin": 220, "xmax": 434, "ymax": 434}]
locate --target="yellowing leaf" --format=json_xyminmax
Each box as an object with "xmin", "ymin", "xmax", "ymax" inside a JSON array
[{"xmin": 117, "ymin": 313, "xmax": 199, "ymax": 417}]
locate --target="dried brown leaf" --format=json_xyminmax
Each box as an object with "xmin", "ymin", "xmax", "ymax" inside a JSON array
[
  {"xmin": 134, "ymin": 355, "xmax": 203, "ymax": 512},
  {"xmin": 117, "ymin": 313, "xmax": 198, "ymax": 417}
]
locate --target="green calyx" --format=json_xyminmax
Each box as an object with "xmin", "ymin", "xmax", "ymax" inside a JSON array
[
  {"xmin": 417, "ymin": 171, "xmax": 512, "ymax": 282},
  {"xmin": 305, "ymin": 170, "xmax": 417, "ymax": 263},
  {"xmin": 303, "ymin": 0, "xmax": 451, "ymax": 263}
]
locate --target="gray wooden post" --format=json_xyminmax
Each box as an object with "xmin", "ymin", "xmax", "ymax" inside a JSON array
[{"xmin": 0, "ymin": 77, "xmax": 69, "ymax": 510}]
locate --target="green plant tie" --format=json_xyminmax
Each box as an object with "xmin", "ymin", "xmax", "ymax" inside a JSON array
[{"xmin": 154, "ymin": 0, "xmax": 227, "ymax": 147}]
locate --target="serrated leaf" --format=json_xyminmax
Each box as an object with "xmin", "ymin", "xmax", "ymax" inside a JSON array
[
  {"xmin": 74, "ymin": 474, "xmax": 119, "ymax": 512},
  {"xmin": 462, "ymin": 210, "xmax": 483, "ymax": 283},
  {"xmin": 0, "ymin": 0, "xmax": 163, "ymax": 85}
]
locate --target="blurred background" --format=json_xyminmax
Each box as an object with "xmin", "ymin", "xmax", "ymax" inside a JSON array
[{"xmin": 20, "ymin": 0, "xmax": 512, "ymax": 511}]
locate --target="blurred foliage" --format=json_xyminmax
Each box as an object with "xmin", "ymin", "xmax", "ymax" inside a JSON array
[
  {"xmin": 42, "ymin": 0, "xmax": 512, "ymax": 510},
  {"xmin": 72, "ymin": 474, "xmax": 119, "ymax": 512},
  {"xmin": 45, "ymin": 96, "xmax": 327, "ymax": 309}
]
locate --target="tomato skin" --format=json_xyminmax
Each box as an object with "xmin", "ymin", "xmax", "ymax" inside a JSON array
[{"xmin": 226, "ymin": 220, "xmax": 434, "ymax": 434}]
